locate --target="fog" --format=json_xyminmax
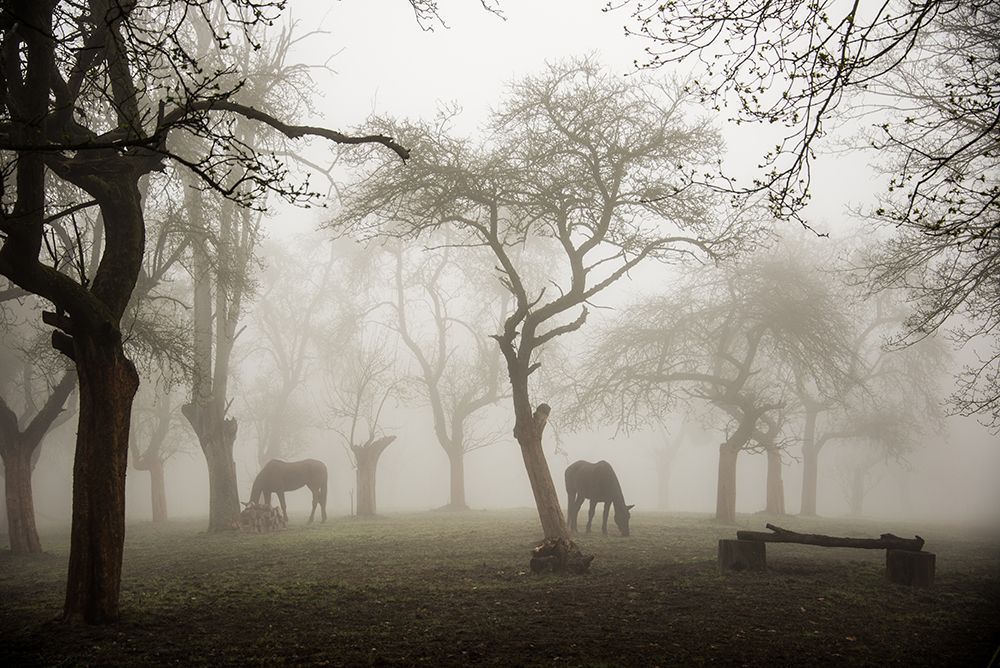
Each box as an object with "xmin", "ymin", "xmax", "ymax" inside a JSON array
[{"xmin": 3, "ymin": 0, "xmax": 999, "ymax": 542}]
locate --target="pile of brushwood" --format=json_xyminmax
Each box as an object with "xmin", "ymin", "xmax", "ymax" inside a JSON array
[
  {"xmin": 238, "ymin": 503, "xmax": 286, "ymax": 533},
  {"xmin": 530, "ymin": 537, "xmax": 594, "ymax": 574}
]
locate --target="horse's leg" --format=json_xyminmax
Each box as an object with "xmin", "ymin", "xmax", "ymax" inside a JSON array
[
  {"xmin": 586, "ymin": 499, "xmax": 597, "ymax": 533},
  {"xmin": 278, "ymin": 492, "xmax": 288, "ymax": 522},
  {"xmin": 308, "ymin": 486, "xmax": 317, "ymax": 524},
  {"xmin": 602, "ymin": 502, "xmax": 611, "ymax": 535},
  {"xmin": 320, "ymin": 485, "xmax": 327, "ymax": 523},
  {"xmin": 568, "ymin": 493, "xmax": 580, "ymax": 533}
]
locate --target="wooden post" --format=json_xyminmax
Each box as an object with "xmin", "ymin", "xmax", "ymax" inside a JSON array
[
  {"xmin": 718, "ymin": 539, "xmax": 766, "ymax": 572},
  {"xmin": 886, "ymin": 549, "xmax": 935, "ymax": 586}
]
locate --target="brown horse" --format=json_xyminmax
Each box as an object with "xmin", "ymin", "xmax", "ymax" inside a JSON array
[
  {"xmin": 565, "ymin": 460, "xmax": 634, "ymax": 536},
  {"xmin": 250, "ymin": 459, "xmax": 328, "ymax": 523}
]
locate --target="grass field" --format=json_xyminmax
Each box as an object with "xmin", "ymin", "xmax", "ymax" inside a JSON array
[{"xmin": 1, "ymin": 510, "xmax": 998, "ymax": 666}]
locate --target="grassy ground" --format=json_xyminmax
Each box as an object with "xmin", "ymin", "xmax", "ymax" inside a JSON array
[{"xmin": 1, "ymin": 510, "xmax": 998, "ymax": 666}]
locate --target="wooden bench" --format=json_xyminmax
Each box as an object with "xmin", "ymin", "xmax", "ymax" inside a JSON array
[{"xmin": 718, "ymin": 523, "xmax": 935, "ymax": 586}]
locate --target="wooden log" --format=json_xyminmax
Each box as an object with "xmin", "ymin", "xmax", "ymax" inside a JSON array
[
  {"xmin": 736, "ymin": 523, "xmax": 924, "ymax": 551},
  {"xmin": 718, "ymin": 539, "xmax": 767, "ymax": 572},
  {"xmin": 886, "ymin": 549, "xmax": 935, "ymax": 586}
]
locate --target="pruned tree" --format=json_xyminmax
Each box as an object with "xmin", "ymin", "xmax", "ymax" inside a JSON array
[
  {"xmin": 387, "ymin": 240, "xmax": 508, "ymax": 510},
  {"xmin": 326, "ymin": 337, "xmax": 401, "ymax": 518},
  {"xmin": 0, "ymin": 0, "xmax": 409, "ymax": 623},
  {"xmin": 333, "ymin": 57, "xmax": 751, "ymax": 553}
]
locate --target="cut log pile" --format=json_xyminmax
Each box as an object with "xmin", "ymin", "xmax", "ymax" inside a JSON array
[
  {"xmin": 238, "ymin": 502, "xmax": 286, "ymax": 533},
  {"xmin": 530, "ymin": 538, "xmax": 594, "ymax": 574}
]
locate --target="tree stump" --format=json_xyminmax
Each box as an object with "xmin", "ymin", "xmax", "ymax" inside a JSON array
[
  {"xmin": 530, "ymin": 538, "xmax": 594, "ymax": 574},
  {"xmin": 886, "ymin": 549, "xmax": 935, "ymax": 586},
  {"xmin": 718, "ymin": 539, "xmax": 767, "ymax": 572}
]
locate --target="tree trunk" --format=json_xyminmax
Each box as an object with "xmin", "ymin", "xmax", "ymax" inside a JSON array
[
  {"xmin": 447, "ymin": 448, "xmax": 467, "ymax": 510},
  {"xmin": 764, "ymin": 446, "xmax": 785, "ymax": 515},
  {"xmin": 356, "ymin": 459, "xmax": 378, "ymax": 517},
  {"xmin": 352, "ymin": 435, "xmax": 395, "ymax": 518},
  {"xmin": 513, "ymin": 403, "xmax": 568, "ymax": 541},
  {"xmin": 183, "ymin": 402, "xmax": 240, "ymax": 532},
  {"xmin": 63, "ymin": 337, "xmax": 139, "ymax": 624},
  {"xmin": 3, "ymin": 443, "xmax": 41, "ymax": 554},
  {"xmin": 148, "ymin": 460, "xmax": 167, "ymax": 524},
  {"xmin": 799, "ymin": 409, "xmax": 819, "ymax": 516},
  {"xmin": 716, "ymin": 443, "xmax": 740, "ymax": 524}
]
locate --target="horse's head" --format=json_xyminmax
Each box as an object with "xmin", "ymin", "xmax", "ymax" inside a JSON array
[{"xmin": 614, "ymin": 504, "xmax": 635, "ymax": 536}]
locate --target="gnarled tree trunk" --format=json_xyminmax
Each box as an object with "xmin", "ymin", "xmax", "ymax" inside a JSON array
[
  {"xmin": 63, "ymin": 337, "xmax": 139, "ymax": 623},
  {"xmin": 447, "ymin": 448, "xmax": 467, "ymax": 510},
  {"xmin": 183, "ymin": 402, "xmax": 239, "ymax": 531},
  {"xmin": 511, "ymin": 399, "xmax": 568, "ymax": 541},
  {"xmin": 352, "ymin": 435, "xmax": 396, "ymax": 517},
  {"xmin": 716, "ymin": 442, "xmax": 740, "ymax": 524},
  {"xmin": 3, "ymin": 444, "xmax": 40, "ymax": 554},
  {"xmin": 148, "ymin": 460, "xmax": 167, "ymax": 524},
  {"xmin": 1, "ymin": 368, "xmax": 75, "ymax": 554},
  {"xmin": 764, "ymin": 446, "xmax": 785, "ymax": 515}
]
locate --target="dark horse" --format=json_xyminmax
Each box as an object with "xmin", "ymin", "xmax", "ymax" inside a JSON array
[
  {"xmin": 565, "ymin": 460, "xmax": 634, "ymax": 536},
  {"xmin": 250, "ymin": 459, "xmax": 328, "ymax": 523}
]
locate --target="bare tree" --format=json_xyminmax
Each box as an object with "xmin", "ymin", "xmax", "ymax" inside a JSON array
[
  {"xmin": 244, "ymin": 238, "xmax": 345, "ymax": 468},
  {"xmin": 0, "ymin": 320, "xmax": 76, "ymax": 553},
  {"xmin": 129, "ymin": 382, "xmax": 190, "ymax": 524},
  {"xmin": 0, "ymin": 0, "xmax": 408, "ymax": 622},
  {"xmin": 796, "ymin": 292, "xmax": 946, "ymax": 516},
  {"xmin": 616, "ymin": 1, "xmax": 1000, "ymax": 426},
  {"xmin": 326, "ymin": 338, "xmax": 401, "ymax": 518},
  {"xmin": 333, "ymin": 58, "xmax": 750, "ymax": 552},
  {"xmin": 575, "ymin": 248, "xmax": 854, "ymax": 523},
  {"xmin": 388, "ymin": 241, "xmax": 508, "ymax": 509}
]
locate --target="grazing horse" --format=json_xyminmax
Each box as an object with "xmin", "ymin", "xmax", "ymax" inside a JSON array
[
  {"xmin": 565, "ymin": 460, "xmax": 634, "ymax": 536},
  {"xmin": 250, "ymin": 459, "xmax": 328, "ymax": 523}
]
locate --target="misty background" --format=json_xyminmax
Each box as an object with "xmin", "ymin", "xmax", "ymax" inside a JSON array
[{"xmin": 3, "ymin": 0, "xmax": 999, "ymax": 536}]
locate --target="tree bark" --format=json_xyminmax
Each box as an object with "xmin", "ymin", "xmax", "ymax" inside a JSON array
[
  {"xmin": 182, "ymin": 187, "xmax": 241, "ymax": 532},
  {"xmin": 3, "ymin": 444, "xmax": 41, "ymax": 554},
  {"xmin": 63, "ymin": 337, "xmax": 139, "ymax": 623},
  {"xmin": 447, "ymin": 448, "xmax": 468, "ymax": 510},
  {"xmin": 148, "ymin": 459, "xmax": 167, "ymax": 524},
  {"xmin": 716, "ymin": 443, "xmax": 740, "ymax": 524},
  {"xmin": 184, "ymin": 402, "xmax": 240, "ymax": 531},
  {"xmin": 0, "ymin": 370, "xmax": 75, "ymax": 554},
  {"xmin": 356, "ymin": 460, "xmax": 377, "ymax": 517},
  {"xmin": 799, "ymin": 408, "xmax": 819, "ymax": 516},
  {"xmin": 513, "ymin": 403, "xmax": 569, "ymax": 541},
  {"xmin": 737, "ymin": 523, "xmax": 925, "ymax": 551},
  {"xmin": 764, "ymin": 446, "xmax": 786, "ymax": 515},
  {"xmin": 352, "ymin": 435, "xmax": 395, "ymax": 518}
]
